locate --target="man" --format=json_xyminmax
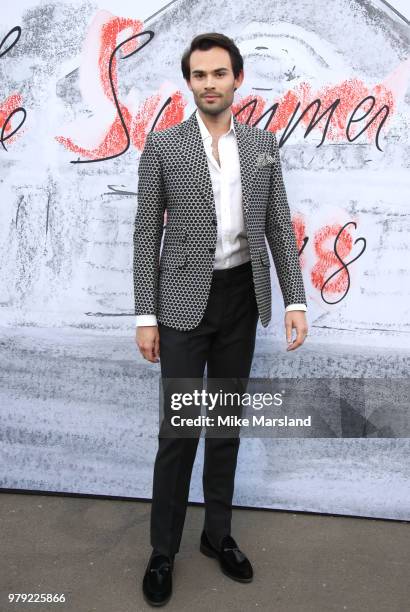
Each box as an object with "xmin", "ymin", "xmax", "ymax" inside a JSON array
[{"xmin": 133, "ymin": 32, "xmax": 308, "ymax": 606}]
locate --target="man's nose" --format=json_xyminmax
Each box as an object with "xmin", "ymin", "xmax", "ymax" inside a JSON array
[{"xmin": 204, "ymin": 76, "xmax": 216, "ymax": 88}]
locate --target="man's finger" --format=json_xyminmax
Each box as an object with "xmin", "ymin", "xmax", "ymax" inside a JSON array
[
  {"xmin": 154, "ymin": 334, "xmax": 160, "ymax": 360},
  {"xmin": 150, "ymin": 340, "xmax": 158, "ymax": 363},
  {"xmin": 140, "ymin": 343, "xmax": 154, "ymax": 362},
  {"xmin": 150, "ymin": 340, "xmax": 159, "ymax": 362},
  {"xmin": 286, "ymin": 325, "xmax": 308, "ymax": 351},
  {"xmin": 285, "ymin": 321, "xmax": 293, "ymax": 344}
]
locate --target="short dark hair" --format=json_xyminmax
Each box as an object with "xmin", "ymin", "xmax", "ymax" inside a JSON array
[{"xmin": 181, "ymin": 32, "xmax": 244, "ymax": 81}]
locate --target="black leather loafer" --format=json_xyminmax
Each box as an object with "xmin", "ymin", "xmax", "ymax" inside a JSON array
[
  {"xmin": 200, "ymin": 530, "xmax": 253, "ymax": 583},
  {"xmin": 142, "ymin": 550, "xmax": 174, "ymax": 606}
]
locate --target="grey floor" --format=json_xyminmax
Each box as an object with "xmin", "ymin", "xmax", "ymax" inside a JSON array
[{"xmin": 0, "ymin": 493, "xmax": 408, "ymax": 612}]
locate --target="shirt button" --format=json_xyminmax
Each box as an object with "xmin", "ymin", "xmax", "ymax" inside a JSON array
[
  {"xmin": 208, "ymin": 247, "xmax": 215, "ymax": 253},
  {"xmin": 212, "ymin": 218, "xmax": 217, "ymax": 226}
]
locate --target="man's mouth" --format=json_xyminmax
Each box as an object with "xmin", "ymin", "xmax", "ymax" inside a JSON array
[{"xmin": 204, "ymin": 95, "xmax": 219, "ymax": 99}]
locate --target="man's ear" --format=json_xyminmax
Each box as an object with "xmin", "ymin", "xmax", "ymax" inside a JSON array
[{"xmin": 234, "ymin": 70, "xmax": 244, "ymax": 90}]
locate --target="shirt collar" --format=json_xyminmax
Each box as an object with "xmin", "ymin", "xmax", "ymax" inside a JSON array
[{"xmin": 195, "ymin": 108, "xmax": 235, "ymax": 141}]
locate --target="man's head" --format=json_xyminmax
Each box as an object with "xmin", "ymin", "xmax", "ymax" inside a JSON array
[{"xmin": 181, "ymin": 33, "xmax": 244, "ymax": 117}]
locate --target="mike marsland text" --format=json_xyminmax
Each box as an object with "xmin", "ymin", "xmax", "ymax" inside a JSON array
[{"xmin": 169, "ymin": 415, "xmax": 312, "ymax": 427}]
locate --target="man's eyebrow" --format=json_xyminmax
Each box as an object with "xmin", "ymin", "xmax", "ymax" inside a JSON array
[{"xmin": 191, "ymin": 67, "xmax": 229, "ymax": 74}]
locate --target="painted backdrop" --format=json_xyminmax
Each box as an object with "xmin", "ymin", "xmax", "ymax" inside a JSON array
[{"xmin": 1, "ymin": 0, "xmax": 409, "ymax": 519}]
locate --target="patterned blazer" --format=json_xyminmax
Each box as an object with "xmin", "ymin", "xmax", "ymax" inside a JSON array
[{"xmin": 133, "ymin": 110, "xmax": 306, "ymax": 331}]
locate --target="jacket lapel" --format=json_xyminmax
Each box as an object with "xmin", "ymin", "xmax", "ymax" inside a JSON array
[
  {"xmin": 233, "ymin": 115, "xmax": 261, "ymax": 219},
  {"xmin": 178, "ymin": 110, "xmax": 261, "ymax": 225},
  {"xmin": 179, "ymin": 112, "xmax": 214, "ymax": 212}
]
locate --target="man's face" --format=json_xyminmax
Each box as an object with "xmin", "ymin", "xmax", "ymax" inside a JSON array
[{"xmin": 186, "ymin": 46, "xmax": 244, "ymax": 116}]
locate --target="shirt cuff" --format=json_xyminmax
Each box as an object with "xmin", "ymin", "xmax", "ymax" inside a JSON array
[
  {"xmin": 136, "ymin": 315, "xmax": 158, "ymax": 327},
  {"xmin": 285, "ymin": 303, "xmax": 307, "ymax": 312}
]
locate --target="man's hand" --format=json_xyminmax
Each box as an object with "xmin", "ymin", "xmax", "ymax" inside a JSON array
[
  {"xmin": 135, "ymin": 326, "xmax": 160, "ymax": 363},
  {"xmin": 285, "ymin": 311, "xmax": 308, "ymax": 351}
]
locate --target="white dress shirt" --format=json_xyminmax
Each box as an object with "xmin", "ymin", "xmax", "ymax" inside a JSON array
[{"xmin": 135, "ymin": 109, "xmax": 306, "ymax": 327}]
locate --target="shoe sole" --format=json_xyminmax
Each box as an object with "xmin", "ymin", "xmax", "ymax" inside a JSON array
[{"xmin": 200, "ymin": 542, "xmax": 253, "ymax": 583}]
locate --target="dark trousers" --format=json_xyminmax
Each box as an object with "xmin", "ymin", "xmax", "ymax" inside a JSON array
[{"xmin": 150, "ymin": 260, "xmax": 259, "ymax": 556}]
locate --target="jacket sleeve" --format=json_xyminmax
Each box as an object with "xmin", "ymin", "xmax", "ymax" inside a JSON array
[
  {"xmin": 133, "ymin": 132, "xmax": 166, "ymax": 317},
  {"xmin": 265, "ymin": 133, "xmax": 307, "ymax": 308}
]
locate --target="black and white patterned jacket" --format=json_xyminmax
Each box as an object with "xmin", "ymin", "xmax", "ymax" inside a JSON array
[{"xmin": 133, "ymin": 110, "xmax": 306, "ymax": 331}]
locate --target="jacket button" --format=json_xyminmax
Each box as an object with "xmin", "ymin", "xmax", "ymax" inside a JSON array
[
  {"xmin": 212, "ymin": 218, "xmax": 217, "ymax": 226},
  {"xmin": 208, "ymin": 247, "xmax": 215, "ymax": 253}
]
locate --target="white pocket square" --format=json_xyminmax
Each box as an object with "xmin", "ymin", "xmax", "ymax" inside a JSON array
[{"xmin": 255, "ymin": 152, "xmax": 276, "ymax": 167}]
